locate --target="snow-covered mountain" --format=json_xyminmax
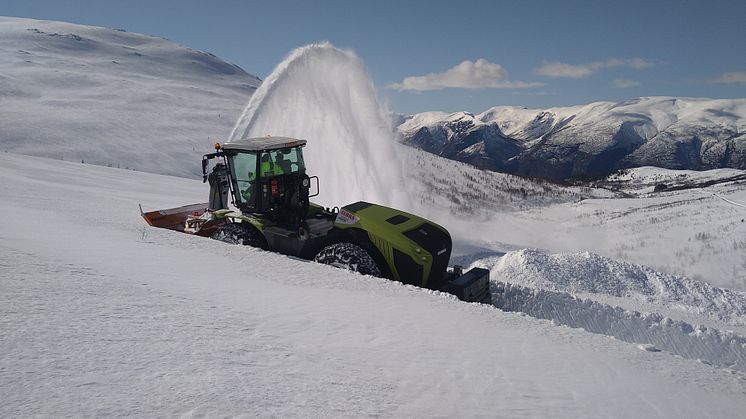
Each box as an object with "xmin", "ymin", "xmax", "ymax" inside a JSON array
[
  {"xmin": 0, "ymin": 16, "xmax": 258, "ymax": 177},
  {"xmin": 4, "ymin": 18, "xmax": 746, "ymax": 415},
  {"xmin": 4, "ymin": 16, "xmax": 744, "ymax": 186},
  {"xmin": 398, "ymin": 97, "xmax": 746, "ymax": 180}
]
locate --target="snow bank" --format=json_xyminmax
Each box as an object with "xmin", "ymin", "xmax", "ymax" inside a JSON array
[
  {"xmin": 481, "ymin": 249, "xmax": 746, "ymax": 325},
  {"xmin": 492, "ymin": 282, "xmax": 746, "ymax": 373},
  {"xmin": 474, "ymin": 249, "xmax": 746, "ymax": 372}
]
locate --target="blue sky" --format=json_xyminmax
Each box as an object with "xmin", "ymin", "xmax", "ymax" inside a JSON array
[{"xmin": 2, "ymin": 0, "xmax": 745, "ymax": 113}]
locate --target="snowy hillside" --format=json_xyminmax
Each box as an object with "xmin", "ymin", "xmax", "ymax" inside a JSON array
[
  {"xmin": 598, "ymin": 166, "xmax": 746, "ymax": 195},
  {"xmin": 403, "ymin": 145, "xmax": 605, "ymax": 216},
  {"xmin": 398, "ymin": 97, "xmax": 746, "ymax": 180},
  {"xmin": 3, "ymin": 151, "xmax": 746, "ymax": 417},
  {"xmin": 0, "ymin": 16, "xmax": 258, "ymax": 177},
  {"xmin": 440, "ymin": 172, "xmax": 746, "ymax": 292},
  {"xmin": 396, "ymin": 148, "xmax": 746, "ymax": 292}
]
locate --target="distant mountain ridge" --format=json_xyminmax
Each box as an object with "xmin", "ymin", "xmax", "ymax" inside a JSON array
[
  {"xmin": 397, "ymin": 97, "xmax": 746, "ymax": 180},
  {"xmin": 3, "ymin": 17, "xmax": 745, "ymax": 182}
]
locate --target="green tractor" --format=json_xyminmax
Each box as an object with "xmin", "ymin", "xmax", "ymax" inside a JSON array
[{"xmin": 141, "ymin": 136, "xmax": 490, "ymax": 303}]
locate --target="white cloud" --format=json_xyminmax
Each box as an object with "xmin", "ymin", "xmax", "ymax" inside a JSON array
[
  {"xmin": 534, "ymin": 58, "xmax": 655, "ymax": 79},
  {"xmin": 388, "ymin": 59, "xmax": 542, "ymax": 91},
  {"xmin": 533, "ymin": 62, "xmax": 594, "ymax": 79},
  {"xmin": 712, "ymin": 71, "xmax": 746, "ymax": 85},
  {"xmin": 613, "ymin": 78, "xmax": 641, "ymax": 88},
  {"xmin": 622, "ymin": 58, "xmax": 655, "ymax": 70}
]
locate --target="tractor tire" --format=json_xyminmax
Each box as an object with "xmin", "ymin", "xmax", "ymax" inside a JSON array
[
  {"xmin": 211, "ymin": 223, "xmax": 266, "ymax": 249},
  {"xmin": 313, "ymin": 242, "xmax": 382, "ymax": 277}
]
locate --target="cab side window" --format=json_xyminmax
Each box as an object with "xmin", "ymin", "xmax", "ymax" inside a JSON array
[{"xmin": 228, "ymin": 152, "xmax": 258, "ymax": 204}]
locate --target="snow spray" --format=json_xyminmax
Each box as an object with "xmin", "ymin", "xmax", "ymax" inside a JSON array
[{"xmin": 230, "ymin": 42, "xmax": 407, "ymax": 208}]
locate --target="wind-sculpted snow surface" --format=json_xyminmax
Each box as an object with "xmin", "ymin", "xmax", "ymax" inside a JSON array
[{"xmin": 230, "ymin": 43, "xmax": 407, "ymax": 208}]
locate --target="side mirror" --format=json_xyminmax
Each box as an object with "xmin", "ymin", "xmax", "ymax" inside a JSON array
[
  {"xmin": 201, "ymin": 158, "xmax": 209, "ymax": 182},
  {"xmin": 308, "ymin": 176, "xmax": 320, "ymax": 197}
]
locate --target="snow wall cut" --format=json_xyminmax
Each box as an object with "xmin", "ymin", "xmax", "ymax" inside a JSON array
[
  {"xmin": 230, "ymin": 42, "xmax": 407, "ymax": 208},
  {"xmin": 492, "ymin": 282, "xmax": 746, "ymax": 373}
]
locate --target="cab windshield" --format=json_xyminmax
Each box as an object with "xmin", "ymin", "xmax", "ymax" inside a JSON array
[{"xmin": 258, "ymin": 146, "xmax": 306, "ymax": 177}]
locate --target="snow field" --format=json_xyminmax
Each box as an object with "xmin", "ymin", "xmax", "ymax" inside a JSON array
[{"xmin": 4, "ymin": 152, "xmax": 746, "ymax": 417}]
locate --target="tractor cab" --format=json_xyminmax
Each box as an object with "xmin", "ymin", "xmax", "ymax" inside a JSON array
[{"xmin": 203, "ymin": 136, "xmax": 319, "ymax": 225}]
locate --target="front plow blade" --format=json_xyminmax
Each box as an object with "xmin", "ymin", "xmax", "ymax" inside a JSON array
[{"xmin": 140, "ymin": 203, "xmax": 209, "ymax": 232}]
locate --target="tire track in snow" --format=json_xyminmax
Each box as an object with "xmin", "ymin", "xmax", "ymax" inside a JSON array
[
  {"xmin": 693, "ymin": 188, "xmax": 746, "ymax": 210},
  {"xmin": 711, "ymin": 193, "xmax": 746, "ymax": 209}
]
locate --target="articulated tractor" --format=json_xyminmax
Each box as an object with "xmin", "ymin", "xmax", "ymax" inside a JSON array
[{"xmin": 141, "ymin": 136, "xmax": 490, "ymax": 303}]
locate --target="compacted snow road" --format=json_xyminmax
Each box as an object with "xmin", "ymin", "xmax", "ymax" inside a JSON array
[{"xmin": 2, "ymin": 153, "xmax": 746, "ymax": 418}]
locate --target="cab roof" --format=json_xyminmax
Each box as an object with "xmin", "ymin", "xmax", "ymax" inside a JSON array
[{"xmin": 221, "ymin": 136, "xmax": 307, "ymax": 152}]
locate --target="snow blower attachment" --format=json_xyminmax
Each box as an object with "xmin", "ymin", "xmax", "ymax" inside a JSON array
[{"xmin": 140, "ymin": 136, "xmax": 490, "ymax": 304}]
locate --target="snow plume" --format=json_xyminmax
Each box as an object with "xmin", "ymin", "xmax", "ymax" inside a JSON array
[{"xmin": 230, "ymin": 42, "xmax": 407, "ymax": 208}]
